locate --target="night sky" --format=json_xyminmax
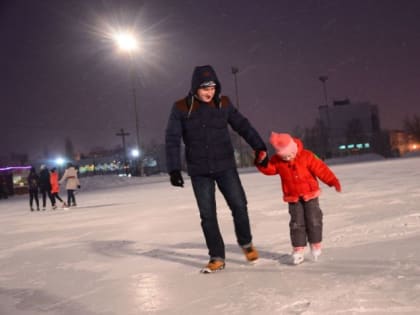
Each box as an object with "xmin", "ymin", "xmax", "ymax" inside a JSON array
[{"xmin": 1, "ymin": 0, "xmax": 420, "ymax": 160}]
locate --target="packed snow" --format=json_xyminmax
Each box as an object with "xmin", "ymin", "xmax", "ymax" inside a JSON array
[{"xmin": 1, "ymin": 156, "xmax": 420, "ymax": 314}]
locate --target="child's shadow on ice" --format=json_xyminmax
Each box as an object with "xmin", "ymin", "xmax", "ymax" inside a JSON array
[{"xmin": 258, "ymin": 249, "xmax": 291, "ymax": 265}]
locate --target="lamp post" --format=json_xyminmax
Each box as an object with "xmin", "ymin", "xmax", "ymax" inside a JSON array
[
  {"xmin": 115, "ymin": 128, "xmax": 130, "ymax": 174},
  {"xmin": 231, "ymin": 66, "xmax": 244, "ymax": 167},
  {"xmin": 113, "ymin": 32, "xmax": 143, "ymax": 176},
  {"xmin": 318, "ymin": 75, "xmax": 331, "ymax": 158},
  {"xmin": 319, "ymin": 75, "xmax": 329, "ymax": 107}
]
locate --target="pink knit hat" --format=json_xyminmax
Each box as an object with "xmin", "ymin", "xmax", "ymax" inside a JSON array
[{"xmin": 269, "ymin": 132, "xmax": 298, "ymax": 157}]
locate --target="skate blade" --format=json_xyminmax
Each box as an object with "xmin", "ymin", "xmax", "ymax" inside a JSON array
[
  {"xmin": 200, "ymin": 266, "xmax": 225, "ymax": 274},
  {"xmin": 290, "ymin": 257, "xmax": 305, "ymax": 266},
  {"xmin": 247, "ymin": 258, "xmax": 259, "ymax": 265}
]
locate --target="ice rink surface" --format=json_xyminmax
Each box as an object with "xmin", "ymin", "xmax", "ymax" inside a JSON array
[{"xmin": 1, "ymin": 156, "xmax": 420, "ymax": 314}]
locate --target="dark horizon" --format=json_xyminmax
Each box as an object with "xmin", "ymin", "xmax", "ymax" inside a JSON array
[{"xmin": 1, "ymin": 0, "xmax": 420, "ymax": 160}]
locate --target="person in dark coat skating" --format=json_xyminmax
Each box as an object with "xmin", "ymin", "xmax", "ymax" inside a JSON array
[
  {"xmin": 165, "ymin": 65, "xmax": 267, "ymax": 273},
  {"xmin": 27, "ymin": 166, "xmax": 40, "ymax": 211},
  {"xmin": 39, "ymin": 165, "xmax": 54, "ymax": 210}
]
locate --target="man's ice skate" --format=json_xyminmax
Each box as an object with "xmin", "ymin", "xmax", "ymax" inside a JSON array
[
  {"xmin": 310, "ymin": 243, "xmax": 322, "ymax": 261},
  {"xmin": 242, "ymin": 244, "xmax": 259, "ymax": 262},
  {"xmin": 290, "ymin": 247, "xmax": 305, "ymax": 265},
  {"xmin": 200, "ymin": 260, "xmax": 225, "ymax": 274}
]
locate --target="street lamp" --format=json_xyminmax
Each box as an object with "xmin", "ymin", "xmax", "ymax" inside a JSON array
[
  {"xmin": 116, "ymin": 128, "xmax": 130, "ymax": 175},
  {"xmin": 318, "ymin": 75, "xmax": 331, "ymax": 158},
  {"xmin": 131, "ymin": 148, "xmax": 140, "ymax": 158},
  {"xmin": 113, "ymin": 32, "xmax": 138, "ymax": 52},
  {"xmin": 231, "ymin": 66, "xmax": 244, "ymax": 167},
  {"xmin": 319, "ymin": 75, "xmax": 329, "ymax": 107},
  {"xmin": 55, "ymin": 157, "xmax": 66, "ymax": 176},
  {"xmin": 113, "ymin": 31, "xmax": 143, "ymax": 176}
]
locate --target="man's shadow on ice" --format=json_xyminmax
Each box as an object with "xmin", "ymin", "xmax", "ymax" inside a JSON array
[
  {"xmin": 89, "ymin": 240, "xmax": 288, "ymax": 268},
  {"xmin": 89, "ymin": 240, "xmax": 206, "ymax": 268},
  {"xmin": 172, "ymin": 242, "xmax": 289, "ymax": 264}
]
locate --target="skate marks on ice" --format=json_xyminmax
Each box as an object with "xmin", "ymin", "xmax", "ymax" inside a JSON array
[
  {"xmin": 277, "ymin": 299, "xmax": 311, "ymax": 314},
  {"xmin": 61, "ymin": 203, "xmax": 124, "ymax": 210},
  {"xmin": 89, "ymin": 240, "xmax": 138, "ymax": 258},
  {"xmin": 69, "ymin": 203, "xmax": 121, "ymax": 210},
  {"xmin": 129, "ymin": 273, "xmax": 171, "ymax": 313},
  {"xmin": 0, "ymin": 287, "xmax": 102, "ymax": 315}
]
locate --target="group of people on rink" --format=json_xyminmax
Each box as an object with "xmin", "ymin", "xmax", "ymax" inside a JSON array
[
  {"xmin": 25, "ymin": 64, "xmax": 341, "ymax": 272},
  {"xmin": 27, "ymin": 162, "xmax": 80, "ymax": 211}
]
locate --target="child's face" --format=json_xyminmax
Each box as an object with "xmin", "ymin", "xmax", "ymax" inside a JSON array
[
  {"xmin": 277, "ymin": 151, "xmax": 296, "ymax": 161},
  {"xmin": 196, "ymin": 86, "xmax": 216, "ymax": 103}
]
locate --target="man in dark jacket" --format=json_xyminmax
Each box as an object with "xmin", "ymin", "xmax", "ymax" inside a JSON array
[
  {"xmin": 165, "ymin": 65, "xmax": 267, "ymax": 273},
  {"xmin": 39, "ymin": 165, "xmax": 53, "ymax": 210}
]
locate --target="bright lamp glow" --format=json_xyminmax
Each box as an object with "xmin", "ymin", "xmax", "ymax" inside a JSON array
[
  {"xmin": 55, "ymin": 157, "xmax": 65, "ymax": 166},
  {"xmin": 131, "ymin": 149, "xmax": 140, "ymax": 158},
  {"xmin": 114, "ymin": 32, "xmax": 138, "ymax": 52}
]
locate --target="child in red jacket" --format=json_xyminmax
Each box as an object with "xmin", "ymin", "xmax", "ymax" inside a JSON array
[
  {"xmin": 50, "ymin": 167, "xmax": 66, "ymax": 209},
  {"xmin": 256, "ymin": 132, "xmax": 341, "ymax": 265}
]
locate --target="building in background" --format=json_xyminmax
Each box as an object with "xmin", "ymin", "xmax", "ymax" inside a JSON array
[
  {"xmin": 318, "ymin": 99, "xmax": 381, "ymax": 157},
  {"xmin": 388, "ymin": 130, "xmax": 420, "ymax": 157},
  {"xmin": 0, "ymin": 166, "xmax": 32, "ymax": 197}
]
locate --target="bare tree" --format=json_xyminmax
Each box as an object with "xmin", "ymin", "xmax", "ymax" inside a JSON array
[
  {"xmin": 403, "ymin": 115, "xmax": 420, "ymax": 141},
  {"xmin": 65, "ymin": 137, "xmax": 75, "ymax": 161}
]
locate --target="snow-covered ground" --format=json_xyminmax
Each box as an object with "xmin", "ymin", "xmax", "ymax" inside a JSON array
[{"xmin": 1, "ymin": 156, "xmax": 420, "ymax": 315}]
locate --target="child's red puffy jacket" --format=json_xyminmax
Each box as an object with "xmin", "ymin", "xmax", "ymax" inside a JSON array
[
  {"xmin": 257, "ymin": 138, "xmax": 340, "ymax": 203},
  {"xmin": 50, "ymin": 172, "xmax": 60, "ymax": 193}
]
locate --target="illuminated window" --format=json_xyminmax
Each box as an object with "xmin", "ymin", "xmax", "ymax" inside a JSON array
[
  {"xmin": 338, "ymin": 145, "xmax": 346, "ymax": 150},
  {"xmin": 364, "ymin": 143, "xmax": 370, "ymax": 148},
  {"xmin": 356, "ymin": 143, "xmax": 363, "ymax": 149},
  {"xmin": 347, "ymin": 144, "xmax": 355, "ymax": 149}
]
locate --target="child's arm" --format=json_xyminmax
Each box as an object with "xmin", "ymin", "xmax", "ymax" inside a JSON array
[
  {"xmin": 255, "ymin": 152, "xmax": 278, "ymax": 175},
  {"xmin": 307, "ymin": 152, "xmax": 341, "ymax": 192}
]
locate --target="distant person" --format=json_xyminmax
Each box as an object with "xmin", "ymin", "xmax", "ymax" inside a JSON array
[
  {"xmin": 39, "ymin": 165, "xmax": 54, "ymax": 210},
  {"xmin": 59, "ymin": 163, "xmax": 80, "ymax": 208},
  {"xmin": 255, "ymin": 132, "xmax": 341, "ymax": 265},
  {"xmin": 27, "ymin": 166, "xmax": 40, "ymax": 211},
  {"xmin": 50, "ymin": 167, "xmax": 66, "ymax": 209},
  {"xmin": 165, "ymin": 65, "xmax": 267, "ymax": 273},
  {"xmin": 0, "ymin": 175, "xmax": 8, "ymax": 199}
]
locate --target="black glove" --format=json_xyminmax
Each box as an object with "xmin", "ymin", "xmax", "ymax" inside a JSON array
[
  {"xmin": 254, "ymin": 150, "xmax": 269, "ymax": 167},
  {"xmin": 169, "ymin": 170, "xmax": 184, "ymax": 187}
]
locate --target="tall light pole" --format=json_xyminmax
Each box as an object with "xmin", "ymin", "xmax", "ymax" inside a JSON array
[
  {"xmin": 319, "ymin": 75, "xmax": 329, "ymax": 107},
  {"xmin": 113, "ymin": 31, "xmax": 143, "ymax": 176},
  {"xmin": 231, "ymin": 66, "xmax": 244, "ymax": 167},
  {"xmin": 318, "ymin": 75, "xmax": 331, "ymax": 158},
  {"xmin": 115, "ymin": 128, "xmax": 130, "ymax": 174}
]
